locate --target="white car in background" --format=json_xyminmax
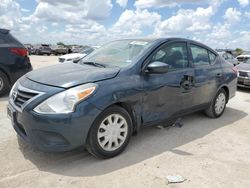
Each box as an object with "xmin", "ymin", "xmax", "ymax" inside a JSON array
[
  {"xmin": 236, "ymin": 51, "xmax": 250, "ymax": 63},
  {"xmin": 58, "ymin": 47, "xmax": 96, "ymax": 63}
]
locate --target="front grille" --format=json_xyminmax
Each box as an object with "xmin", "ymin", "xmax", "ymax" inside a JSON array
[
  {"xmin": 237, "ymin": 57, "xmax": 244, "ymax": 62},
  {"xmin": 59, "ymin": 58, "xmax": 65, "ymax": 63},
  {"xmin": 12, "ymin": 88, "xmax": 38, "ymax": 108},
  {"xmin": 239, "ymin": 71, "xmax": 249, "ymax": 78}
]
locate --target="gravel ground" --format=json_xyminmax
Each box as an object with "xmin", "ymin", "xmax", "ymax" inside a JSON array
[{"xmin": 0, "ymin": 55, "xmax": 250, "ymax": 188}]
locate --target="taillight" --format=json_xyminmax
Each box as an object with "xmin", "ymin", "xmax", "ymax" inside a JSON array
[{"xmin": 10, "ymin": 48, "xmax": 28, "ymax": 57}]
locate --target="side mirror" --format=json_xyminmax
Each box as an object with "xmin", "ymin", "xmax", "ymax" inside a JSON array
[{"xmin": 146, "ymin": 61, "xmax": 169, "ymax": 74}]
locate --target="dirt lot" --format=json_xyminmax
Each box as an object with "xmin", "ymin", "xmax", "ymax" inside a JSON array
[{"xmin": 0, "ymin": 55, "xmax": 250, "ymax": 188}]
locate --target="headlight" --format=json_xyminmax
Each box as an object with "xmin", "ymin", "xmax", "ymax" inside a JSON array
[
  {"xmin": 9, "ymin": 82, "xmax": 17, "ymax": 98},
  {"xmin": 34, "ymin": 83, "xmax": 97, "ymax": 114}
]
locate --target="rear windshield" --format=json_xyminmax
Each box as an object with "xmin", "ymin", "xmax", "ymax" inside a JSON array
[{"xmin": 0, "ymin": 32, "xmax": 21, "ymax": 45}]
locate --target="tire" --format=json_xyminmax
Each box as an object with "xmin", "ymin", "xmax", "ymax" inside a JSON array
[
  {"xmin": 86, "ymin": 105, "xmax": 133, "ymax": 159},
  {"xmin": 0, "ymin": 71, "xmax": 10, "ymax": 96},
  {"xmin": 205, "ymin": 88, "xmax": 227, "ymax": 118}
]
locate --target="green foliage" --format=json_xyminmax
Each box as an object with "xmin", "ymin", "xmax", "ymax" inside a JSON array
[
  {"xmin": 235, "ymin": 48, "xmax": 243, "ymax": 55},
  {"xmin": 57, "ymin": 42, "xmax": 65, "ymax": 46}
]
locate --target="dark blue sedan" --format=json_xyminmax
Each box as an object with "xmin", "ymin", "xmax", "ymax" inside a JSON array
[{"xmin": 7, "ymin": 38, "xmax": 237, "ymax": 158}]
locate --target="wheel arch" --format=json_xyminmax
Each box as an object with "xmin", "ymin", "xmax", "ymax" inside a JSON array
[
  {"xmin": 220, "ymin": 85, "xmax": 230, "ymax": 103},
  {"xmin": 106, "ymin": 102, "xmax": 141, "ymax": 135}
]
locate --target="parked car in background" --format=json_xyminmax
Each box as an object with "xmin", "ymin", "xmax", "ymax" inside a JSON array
[
  {"xmin": 71, "ymin": 46, "xmax": 84, "ymax": 53},
  {"xmin": 52, "ymin": 45, "xmax": 69, "ymax": 55},
  {"xmin": 32, "ymin": 44, "xmax": 52, "ymax": 55},
  {"xmin": 217, "ymin": 51, "xmax": 239, "ymax": 66},
  {"xmin": 58, "ymin": 47, "xmax": 96, "ymax": 63},
  {"xmin": 24, "ymin": 44, "xmax": 33, "ymax": 55},
  {"xmin": 8, "ymin": 38, "xmax": 237, "ymax": 158},
  {"xmin": 236, "ymin": 58, "xmax": 250, "ymax": 88},
  {"xmin": 0, "ymin": 28, "xmax": 32, "ymax": 96},
  {"xmin": 237, "ymin": 51, "xmax": 250, "ymax": 63}
]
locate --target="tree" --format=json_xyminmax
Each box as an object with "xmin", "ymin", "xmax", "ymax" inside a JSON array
[
  {"xmin": 57, "ymin": 42, "xmax": 65, "ymax": 46},
  {"xmin": 235, "ymin": 48, "xmax": 243, "ymax": 56}
]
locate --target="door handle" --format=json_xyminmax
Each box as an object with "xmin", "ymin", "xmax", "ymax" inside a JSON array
[
  {"xmin": 181, "ymin": 80, "xmax": 191, "ymax": 90},
  {"xmin": 216, "ymin": 73, "xmax": 223, "ymax": 78},
  {"xmin": 181, "ymin": 75, "xmax": 194, "ymax": 90}
]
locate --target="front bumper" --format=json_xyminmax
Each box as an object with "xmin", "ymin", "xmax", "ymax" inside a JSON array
[
  {"xmin": 237, "ymin": 77, "xmax": 250, "ymax": 88},
  {"xmin": 7, "ymin": 80, "xmax": 102, "ymax": 152}
]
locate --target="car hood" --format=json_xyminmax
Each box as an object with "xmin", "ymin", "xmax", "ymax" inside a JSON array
[
  {"xmin": 60, "ymin": 53, "xmax": 86, "ymax": 59},
  {"xmin": 236, "ymin": 63, "xmax": 250, "ymax": 71},
  {"xmin": 26, "ymin": 63, "xmax": 120, "ymax": 88}
]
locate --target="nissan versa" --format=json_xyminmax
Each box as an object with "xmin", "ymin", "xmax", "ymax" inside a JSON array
[{"xmin": 7, "ymin": 38, "xmax": 237, "ymax": 158}]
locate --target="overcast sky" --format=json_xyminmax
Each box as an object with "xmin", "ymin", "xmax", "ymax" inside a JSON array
[{"xmin": 1, "ymin": 0, "xmax": 250, "ymax": 49}]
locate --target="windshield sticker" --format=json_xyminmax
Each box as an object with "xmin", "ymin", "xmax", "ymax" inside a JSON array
[{"xmin": 129, "ymin": 41, "xmax": 148, "ymax": 46}]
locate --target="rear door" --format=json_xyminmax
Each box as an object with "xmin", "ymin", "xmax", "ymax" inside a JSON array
[{"xmin": 189, "ymin": 43, "xmax": 222, "ymax": 107}]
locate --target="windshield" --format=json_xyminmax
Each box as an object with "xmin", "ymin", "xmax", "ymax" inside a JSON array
[
  {"xmin": 80, "ymin": 48, "xmax": 94, "ymax": 55},
  {"xmin": 80, "ymin": 40, "xmax": 153, "ymax": 67},
  {"xmin": 245, "ymin": 59, "xmax": 250, "ymax": 64}
]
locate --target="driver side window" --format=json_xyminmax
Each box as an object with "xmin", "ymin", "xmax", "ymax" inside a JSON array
[{"xmin": 151, "ymin": 42, "xmax": 189, "ymax": 70}]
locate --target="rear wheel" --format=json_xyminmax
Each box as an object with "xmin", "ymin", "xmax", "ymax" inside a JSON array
[
  {"xmin": 0, "ymin": 71, "xmax": 9, "ymax": 96},
  {"xmin": 205, "ymin": 88, "xmax": 227, "ymax": 118},
  {"xmin": 86, "ymin": 106, "xmax": 132, "ymax": 159}
]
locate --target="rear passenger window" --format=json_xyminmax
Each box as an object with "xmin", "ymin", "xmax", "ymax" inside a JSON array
[
  {"xmin": 190, "ymin": 44, "xmax": 210, "ymax": 67},
  {"xmin": 208, "ymin": 51, "xmax": 216, "ymax": 64}
]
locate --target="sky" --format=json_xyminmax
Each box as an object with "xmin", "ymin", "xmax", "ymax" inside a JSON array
[{"xmin": 0, "ymin": 0, "xmax": 250, "ymax": 49}]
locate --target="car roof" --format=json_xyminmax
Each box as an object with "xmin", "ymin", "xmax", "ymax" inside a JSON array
[
  {"xmin": 0, "ymin": 28, "xmax": 10, "ymax": 34},
  {"xmin": 160, "ymin": 38, "xmax": 217, "ymax": 53},
  {"xmin": 140, "ymin": 37, "xmax": 217, "ymax": 54},
  {"xmin": 117, "ymin": 38, "xmax": 216, "ymax": 53}
]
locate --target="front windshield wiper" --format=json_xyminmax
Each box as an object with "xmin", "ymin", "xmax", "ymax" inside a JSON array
[{"xmin": 82, "ymin": 61, "xmax": 106, "ymax": 68}]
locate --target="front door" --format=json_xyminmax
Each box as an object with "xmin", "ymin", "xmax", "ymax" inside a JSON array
[{"xmin": 142, "ymin": 41, "xmax": 194, "ymax": 125}]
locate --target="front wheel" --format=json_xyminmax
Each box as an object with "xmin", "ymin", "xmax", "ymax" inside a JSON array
[
  {"xmin": 86, "ymin": 106, "xmax": 132, "ymax": 159},
  {"xmin": 205, "ymin": 88, "xmax": 227, "ymax": 118}
]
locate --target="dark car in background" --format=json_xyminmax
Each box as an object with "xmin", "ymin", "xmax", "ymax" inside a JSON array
[
  {"xmin": 236, "ymin": 51, "xmax": 250, "ymax": 63},
  {"xmin": 32, "ymin": 44, "xmax": 52, "ymax": 55},
  {"xmin": 237, "ymin": 58, "xmax": 250, "ymax": 88},
  {"xmin": 0, "ymin": 28, "xmax": 32, "ymax": 96},
  {"xmin": 8, "ymin": 38, "xmax": 237, "ymax": 158}
]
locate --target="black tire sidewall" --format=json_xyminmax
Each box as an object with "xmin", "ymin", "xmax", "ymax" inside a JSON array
[
  {"xmin": 0, "ymin": 71, "xmax": 9, "ymax": 96},
  {"xmin": 87, "ymin": 106, "xmax": 133, "ymax": 159}
]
